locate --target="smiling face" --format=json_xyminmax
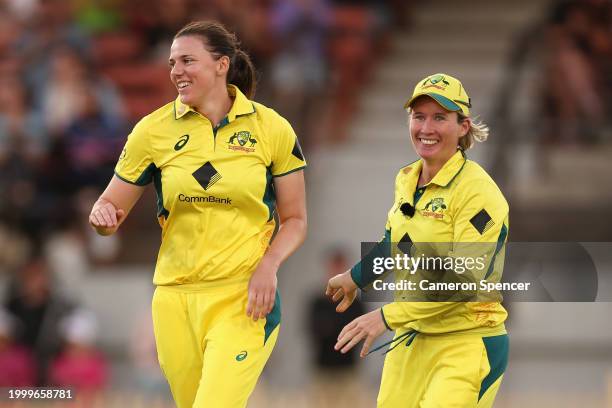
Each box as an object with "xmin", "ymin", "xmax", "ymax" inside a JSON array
[
  {"xmin": 409, "ymin": 96, "xmax": 469, "ymax": 165},
  {"xmin": 168, "ymin": 35, "xmax": 229, "ymax": 108}
]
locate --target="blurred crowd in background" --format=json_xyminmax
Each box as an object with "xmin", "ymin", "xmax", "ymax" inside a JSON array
[
  {"xmin": 0, "ymin": 0, "xmax": 407, "ymax": 399},
  {"xmin": 540, "ymin": 0, "xmax": 612, "ymax": 143},
  {"xmin": 495, "ymin": 0, "xmax": 612, "ymax": 145},
  {"xmin": 0, "ymin": 0, "xmax": 611, "ymax": 405}
]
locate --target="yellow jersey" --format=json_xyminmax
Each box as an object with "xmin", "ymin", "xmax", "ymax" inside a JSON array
[
  {"xmin": 352, "ymin": 150, "xmax": 509, "ymax": 336},
  {"xmin": 115, "ymin": 85, "xmax": 306, "ymax": 286}
]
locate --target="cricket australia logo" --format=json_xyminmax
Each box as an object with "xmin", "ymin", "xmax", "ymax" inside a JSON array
[
  {"xmin": 423, "ymin": 197, "xmax": 446, "ymax": 219},
  {"xmin": 228, "ymin": 131, "xmax": 257, "ymax": 153},
  {"xmin": 421, "ymin": 74, "xmax": 450, "ymax": 91}
]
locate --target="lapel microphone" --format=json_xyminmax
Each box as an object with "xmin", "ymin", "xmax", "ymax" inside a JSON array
[{"xmin": 400, "ymin": 203, "xmax": 415, "ymax": 217}]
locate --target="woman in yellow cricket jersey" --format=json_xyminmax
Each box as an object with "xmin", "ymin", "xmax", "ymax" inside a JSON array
[
  {"xmin": 326, "ymin": 73, "xmax": 509, "ymax": 407},
  {"xmin": 88, "ymin": 21, "xmax": 307, "ymax": 408}
]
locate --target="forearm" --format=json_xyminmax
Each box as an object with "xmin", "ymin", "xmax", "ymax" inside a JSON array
[
  {"xmin": 89, "ymin": 176, "xmax": 145, "ymax": 236},
  {"xmin": 264, "ymin": 216, "xmax": 307, "ymax": 269}
]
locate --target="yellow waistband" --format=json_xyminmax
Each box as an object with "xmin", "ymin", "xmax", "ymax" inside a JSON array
[
  {"xmin": 155, "ymin": 276, "xmax": 250, "ymax": 293},
  {"xmin": 409, "ymin": 324, "xmax": 507, "ymax": 338}
]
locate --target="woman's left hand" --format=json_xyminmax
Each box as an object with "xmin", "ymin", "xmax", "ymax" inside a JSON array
[
  {"xmin": 246, "ymin": 256, "xmax": 279, "ymax": 321},
  {"xmin": 335, "ymin": 308, "xmax": 388, "ymax": 358}
]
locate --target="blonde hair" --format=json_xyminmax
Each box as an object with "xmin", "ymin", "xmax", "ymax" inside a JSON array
[{"xmin": 457, "ymin": 113, "xmax": 489, "ymax": 151}]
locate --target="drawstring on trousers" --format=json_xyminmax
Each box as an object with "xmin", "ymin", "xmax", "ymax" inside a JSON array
[{"xmin": 366, "ymin": 330, "xmax": 419, "ymax": 356}]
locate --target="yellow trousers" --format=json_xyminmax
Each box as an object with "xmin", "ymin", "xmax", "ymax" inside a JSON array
[
  {"xmin": 151, "ymin": 283, "xmax": 279, "ymax": 408},
  {"xmin": 377, "ymin": 332, "xmax": 508, "ymax": 408}
]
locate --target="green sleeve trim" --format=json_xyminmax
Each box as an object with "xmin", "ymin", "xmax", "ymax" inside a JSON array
[
  {"xmin": 152, "ymin": 166, "xmax": 169, "ymax": 219},
  {"xmin": 114, "ymin": 171, "xmax": 136, "ymax": 185},
  {"xmin": 114, "ymin": 171, "xmax": 146, "ymax": 186},
  {"xmin": 114, "ymin": 162, "xmax": 156, "ymax": 186},
  {"xmin": 484, "ymin": 223, "xmax": 508, "ymax": 280},
  {"xmin": 262, "ymin": 166, "xmax": 276, "ymax": 222},
  {"xmin": 350, "ymin": 263, "xmax": 362, "ymax": 288},
  {"xmin": 350, "ymin": 229, "xmax": 391, "ymax": 289},
  {"xmin": 380, "ymin": 308, "xmax": 392, "ymax": 331},
  {"xmin": 272, "ymin": 165, "xmax": 306, "ymax": 178}
]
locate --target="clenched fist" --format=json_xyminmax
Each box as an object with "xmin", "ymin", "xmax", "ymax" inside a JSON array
[{"xmin": 89, "ymin": 199, "xmax": 126, "ymax": 235}]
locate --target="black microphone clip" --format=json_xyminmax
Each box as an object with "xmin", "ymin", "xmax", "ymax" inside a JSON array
[{"xmin": 400, "ymin": 203, "xmax": 415, "ymax": 217}]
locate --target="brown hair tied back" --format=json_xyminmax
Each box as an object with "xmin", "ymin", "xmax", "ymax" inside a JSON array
[{"xmin": 174, "ymin": 21, "xmax": 256, "ymax": 99}]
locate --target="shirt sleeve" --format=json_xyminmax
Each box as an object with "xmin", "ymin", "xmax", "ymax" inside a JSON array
[
  {"xmin": 381, "ymin": 179, "xmax": 510, "ymax": 330},
  {"xmin": 114, "ymin": 119, "xmax": 156, "ymax": 185},
  {"xmin": 452, "ymin": 179, "xmax": 509, "ymax": 244},
  {"xmin": 451, "ymin": 179, "xmax": 510, "ymax": 286},
  {"xmin": 350, "ymin": 227, "xmax": 391, "ymax": 289},
  {"xmin": 270, "ymin": 116, "xmax": 306, "ymax": 177}
]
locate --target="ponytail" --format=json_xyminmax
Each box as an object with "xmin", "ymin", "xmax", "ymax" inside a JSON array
[
  {"xmin": 457, "ymin": 113, "xmax": 489, "ymax": 151},
  {"xmin": 228, "ymin": 49, "xmax": 256, "ymax": 99}
]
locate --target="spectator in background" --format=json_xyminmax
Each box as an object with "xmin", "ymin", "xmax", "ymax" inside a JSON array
[
  {"xmin": 0, "ymin": 75, "xmax": 49, "ymax": 237},
  {"xmin": 18, "ymin": 0, "xmax": 90, "ymax": 92},
  {"xmin": 44, "ymin": 203, "xmax": 92, "ymax": 301},
  {"xmin": 140, "ymin": 0, "xmax": 190, "ymax": 60},
  {"xmin": 324, "ymin": 2, "xmax": 383, "ymax": 142},
  {"xmin": 0, "ymin": 307, "xmax": 36, "ymax": 387},
  {"xmin": 27, "ymin": 47, "xmax": 124, "ymax": 218},
  {"xmin": 229, "ymin": 0, "xmax": 278, "ymax": 71},
  {"xmin": 0, "ymin": 226, "xmax": 31, "ymax": 272},
  {"xmin": 40, "ymin": 46, "xmax": 124, "ymax": 139},
  {"xmin": 307, "ymin": 247, "xmax": 365, "ymax": 407},
  {"xmin": 35, "ymin": 45, "xmax": 126, "ymax": 196},
  {"xmin": 542, "ymin": 0, "xmax": 612, "ymax": 144},
  {"xmin": 3, "ymin": 0, "xmax": 38, "ymax": 23},
  {"xmin": 0, "ymin": 9, "xmax": 24, "ymax": 78},
  {"xmin": 49, "ymin": 308, "xmax": 108, "ymax": 393},
  {"xmin": 33, "ymin": 144, "xmax": 81, "ymax": 234},
  {"xmin": 63, "ymin": 86, "xmax": 125, "ymax": 189},
  {"xmin": 0, "ymin": 76, "xmax": 48, "ymax": 165},
  {"xmin": 269, "ymin": 0, "xmax": 330, "ymax": 148},
  {"xmin": 4, "ymin": 253, "xmax": 75, "ymax": 385}
]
